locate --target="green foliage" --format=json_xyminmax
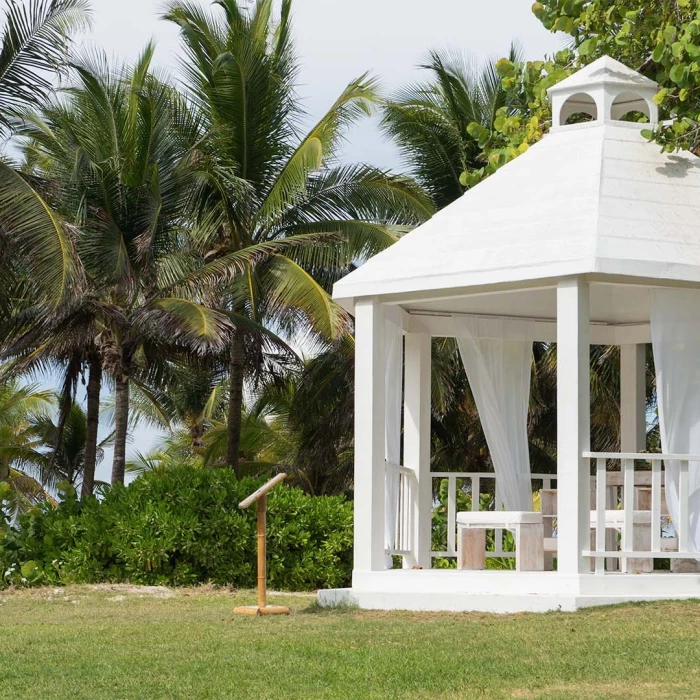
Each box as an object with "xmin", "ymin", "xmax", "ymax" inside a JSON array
[
  {"xmin": 533, "ymin": 0, "xmax": 700, "ymax": 152},
  {"xmin": 462, "ymin": 50, "xmax": 575, "ymax": 184},
  {"xmin": 460, "ymin": 1, "xmax": 700, "ymax": 184},
  {"xmin": 0, "ymin": 466, "xmax": 353, "ymax": 591}
]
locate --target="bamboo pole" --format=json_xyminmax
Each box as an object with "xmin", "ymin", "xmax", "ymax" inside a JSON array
[
  {"xmin": 257, "ymin": 495, "xmax": 267, "ymax": 610},
  {"xmin": 233, "ymin": 474, "xmax": 290, "ymax": 617}
]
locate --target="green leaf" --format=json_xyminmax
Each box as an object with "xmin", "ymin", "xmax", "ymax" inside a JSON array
[
  {"xmin": 670, "ymin": 64, "xmax": 687, "ymax": 85},
  {"xmin": 640, "ymin": 129, "xmax": 654, "ymax": 141},
  {"xmin": 664, "ymin": 25, "xmax": 677, "ymax": 44},
  {"xmin": 652, "ymin": 43, "xmax": 665, "ymax": 62},
  {"xmin": 466, "ymin": 122, "xmax": 488, "ymax": 141},
  {"xmin": 554, "ymin": 16, "xmax": 574, "ymax": 33},
  {"xmin": 21, "ymin": 560, "xmax": 38, "ymax": 578},
  {"xmin": 579, "ymin": 38, "xmax": 597, "ymax": 56},
  {"xmin": 652, "ymin": 88, "xmax": 668, "ymax": 105}
]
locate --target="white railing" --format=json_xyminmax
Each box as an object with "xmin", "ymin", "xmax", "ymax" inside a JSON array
[
  {"xmin": 430, "ymin": 472, "xmax": 557, "ymax": 559},
  {"xmin": 386, "ymin": 462, "xmax": 416, "ymax": 560},
  {"xmin": 584, "ymin": 452, "xmax": 700, "ymax": 572}
]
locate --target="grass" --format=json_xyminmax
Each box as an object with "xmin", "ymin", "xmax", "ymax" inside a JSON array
[{"xmin": 2, "ymin": 586, "xmax": 700, "ymax": 699}]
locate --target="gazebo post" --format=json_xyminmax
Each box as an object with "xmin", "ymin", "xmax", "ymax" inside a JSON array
[
  {"xmin": 620, "ymin": 344, "xmax": 646, "ymax": 452},
  {"xmin": 404, "ymin": 332, "xmax": 432, "ymax": 569},
  {"xmin": 354, "ymin": 298, "xmax": 387, "ymax": 572},
  {"xmin": 556, "ymin": 278, "xmax": 591, "ymax": 576},
  {"xmin": 620, "ymin": 344, "xmax": 649, "ymax": 573}
]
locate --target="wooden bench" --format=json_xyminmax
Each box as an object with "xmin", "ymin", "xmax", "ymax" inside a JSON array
[
  {"xmin": 456, "ymin": 511, "xmax": 544, "ymax": 571},
  {"xmin": 540, "ymin": 488, "xmax": 675, "ymax": 574}
]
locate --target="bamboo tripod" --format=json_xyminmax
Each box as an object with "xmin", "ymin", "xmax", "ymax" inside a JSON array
[{"xmin": 233, "ymin": 473, "xmax": 291, "ymax": 616}]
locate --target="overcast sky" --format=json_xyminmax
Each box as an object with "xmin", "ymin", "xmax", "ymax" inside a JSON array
[{"xmin": 73, "ymin": 0, "xmax": 563, "ymax": 482}]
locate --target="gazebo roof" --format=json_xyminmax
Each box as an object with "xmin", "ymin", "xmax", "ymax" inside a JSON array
[{"xmin": 333, "ymin": 58, "xmax": 700, "ymax": 312}]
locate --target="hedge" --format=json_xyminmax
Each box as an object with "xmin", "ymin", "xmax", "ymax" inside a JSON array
[{"xmin": 0, "ymin": 466, "xmax": 353, "ymax": 591}]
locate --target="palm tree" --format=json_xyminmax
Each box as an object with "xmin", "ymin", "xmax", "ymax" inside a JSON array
[
  {"xmin": 382, "ymin": 46, "xmax": 522, "ymax": 209},
  {"xmin": 15, "ymin": 47, "xmax": 244, "ymax": 485},
  {"xmin": 29, "ymin": 399, "xmax": 112, "ymax": 490},
  {"xmin": 0, "ymin": 0, "xmax": 90, "ymax": 306},
  {"xmin": 164, "ymin": 0, "xmax": 433, "ymax": 475},
  {"xmin": 0, "ymin": 377, "xmax": 56, "ymax": 510}
]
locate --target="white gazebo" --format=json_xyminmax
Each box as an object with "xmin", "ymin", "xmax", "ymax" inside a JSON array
[{"xmin": 319, "ymin": 57, "xmax": 700, "ymax": 613}]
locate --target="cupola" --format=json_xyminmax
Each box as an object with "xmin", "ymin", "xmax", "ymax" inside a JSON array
[{"xmin": 547, "ymin": 55, "xmax": 659, "ymax": 129}]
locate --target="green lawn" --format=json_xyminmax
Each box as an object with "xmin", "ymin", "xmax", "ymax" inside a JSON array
[{"xmin": 2, "ymin": 586, "xmax": 700, "ymax": 699}]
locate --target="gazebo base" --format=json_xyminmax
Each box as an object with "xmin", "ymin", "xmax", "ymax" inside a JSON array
[{"xmin": 318, "ymin": 569, "xmax": 700, "ymax": 614}]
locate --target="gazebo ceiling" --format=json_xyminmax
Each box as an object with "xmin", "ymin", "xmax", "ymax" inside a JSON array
[
  {"xmin": 333, "ymin": 57, "xmax": 700, "ymax": 315},
  {"xmin": 400, "ymin": 281, "xmax": 654, "ymax": 326}
]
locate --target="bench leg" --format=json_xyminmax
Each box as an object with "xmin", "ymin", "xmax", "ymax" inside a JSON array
[
  {"xmin": 625, "ymin": 524, "xmax": 653, "ymax": 574},
  {"xmin": 516, "ymin": 524, "xmax": 544, "ymax": 571},
  {"xmin": 457, "ymin": 527, "xmax": 486, "ymax": 570}
]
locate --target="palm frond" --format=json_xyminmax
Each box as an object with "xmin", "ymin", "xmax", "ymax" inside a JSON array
[{"xmin": 0, "ymin": 0, "xmax": 91, "ymax": 132}]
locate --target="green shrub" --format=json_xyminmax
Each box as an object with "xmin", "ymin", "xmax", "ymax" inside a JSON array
[{"xmin": 0, "ymin": 466, "xmax": 353, "ymax": 591}]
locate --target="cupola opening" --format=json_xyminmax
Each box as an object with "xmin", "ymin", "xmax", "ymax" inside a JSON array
[
  {"xmin": 611, "ymin": 91, "xmax": 651, "ymax": 122},
  {"xmin": 560, "ymin": 92, "xmax": 598, "ymax": 125}
]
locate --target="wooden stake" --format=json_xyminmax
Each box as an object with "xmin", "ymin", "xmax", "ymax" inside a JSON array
[
  {"xmin": 257, "ymin": 495, "xmax": 267, "ymax": 610},
  {"xmin": 234, "ymin": 473, "xmax": 290, "ymax": 617}
]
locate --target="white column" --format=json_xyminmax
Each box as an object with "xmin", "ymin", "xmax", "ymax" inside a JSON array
[
  {"xmin": 557, "ymin": 278, "xmax": 591, "ymax": 575},
  {"xmin": 353, "ymin": 299, "xmax": 386, "ymax": 572},
  {"xmin": 620, "ymin": 344, "xmax": 648, "ymax": 573},
  {"xmin": 620, "ymin": 344, "xmax": 646, "ymax": 452},
  {"xmin": 404, "ymin": 332, "xmax": 432, "ymax": 569}
]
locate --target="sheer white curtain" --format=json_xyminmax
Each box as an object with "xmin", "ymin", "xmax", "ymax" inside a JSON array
[
  {"xmin": 650, "ymin": 289, "xmax": 700, "ymax": 550},
  {"xmin": 384, "ymin": 315, "xmax": 403, "ymax": 566},
  {"xmin": 454, "ymin": 317, "xmax": 534, "ymax": 511}
]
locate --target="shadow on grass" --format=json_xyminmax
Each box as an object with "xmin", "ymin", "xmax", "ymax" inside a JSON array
[{"xmin": 299, "ymin": 599, "xmax": 360, "ymax": 615}]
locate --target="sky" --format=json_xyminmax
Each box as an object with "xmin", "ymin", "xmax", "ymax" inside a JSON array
[{"xmin": 71, "ymin": 0, "xmax": 563, "ymax": 483}]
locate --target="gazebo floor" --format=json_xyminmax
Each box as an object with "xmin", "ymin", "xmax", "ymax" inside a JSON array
[{"xmin": 318, "ymin": 568, "xmax": 700, "ymax": 613}]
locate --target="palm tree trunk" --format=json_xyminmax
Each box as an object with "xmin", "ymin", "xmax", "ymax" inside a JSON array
[
  {"xmin": 81, "ymin": 355, "xmax": 102, "ymax": 497},
  {"xmin": 225, "ymin": 331, "xmax": 246, "ymax": 477},
  {"xmin": 111, "ymin": 376, "xmax": 129, "ymax": 485}
]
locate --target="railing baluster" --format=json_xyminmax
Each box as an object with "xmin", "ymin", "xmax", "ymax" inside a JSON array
[
  {"xmin": 471, "ymin": 476, "xmax": 480, "ymax": 511},
  {"xmin": 651, "ymin": 459, "xmax": 662, "ymax": 552},
  {"xmin": 679, "ymin": 460, "xmax": 690, "ymax": 553},
  {"xmin": 447, "ymin": 476, "xmax": 457, "ymax": 555},
  {"xmin": 595, "ymin": 458, "xmax": 606, "ymax": 574},
  {"xmin": 622, "ymin": 459, "xmax": 635, "ymax": 567},
  {"xmin": 494, "ymin": 481, "xmax": 503, "ymax": 556}
]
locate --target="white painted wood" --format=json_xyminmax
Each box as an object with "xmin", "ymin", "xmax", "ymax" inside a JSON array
[
  {"xmin": 622, "ymin": 459, "xmax": 635, "ymax": 561},
  {"xmin": 549, "ymin": 56, "xmax": 659, "ymax": 129},
  {"xmin": 471, "ymin": 476, "xmax": 480, "ymax": 511},
  {"xmin": 404, "ymin": 333, "xmax": 432, "ymax": 569},
  {"xmin": 584, "ymin": 452, "xmax": 700, "ymax": 461},
  {"xmin": 620, "ymin": 344, "xmax": 646, "ymax": 453},
  {"xmin": 679, "ymin": 460, "xmax": 690, "ymax": 553},
  {"xmin": 584, "ymin": 551, "xmax": 700, "ymax": 559},
  {"xmin": 406, "ymin": 313, "xmax": 651, "ymax": 345},
  {"xmin": 557, "ymin": 278, "xmax": 591, "ymax": 575},
  {"xmin": 447, "ymin": 476, "xmax": 457, "ymax": 555},
  {"xmin": 595, "ymin": 458, "xmax": 606, "ymax": 574},
  {"xmin": 651, "ymin": 460, "xmax": 662, "ymax": 552},
  {"xmin": 353, "ymin": 299, "xmax": 386, "ymax": 571}
]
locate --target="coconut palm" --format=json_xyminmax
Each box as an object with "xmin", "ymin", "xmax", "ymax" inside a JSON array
[
  {"xmin": 0, "ymin": 378, "xmax": 56, "ymax": 510},
  {"xmin": 29, "ymin": 398, "xmax": 112, "ymax": 490},
  {"xmin": 164, "ymin": 0, "xmax": 433, "ymax": 474},
  {"xmin": 382, "ymin": 45, "xmax": 522, "ymax": 209},
  {"xmin": 0, "ymin": 0, "xmax": 90, "ymax": 306},
  {"xmin": 15, "ymin": 47, "xmax": 252, "ymax": 485}
]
